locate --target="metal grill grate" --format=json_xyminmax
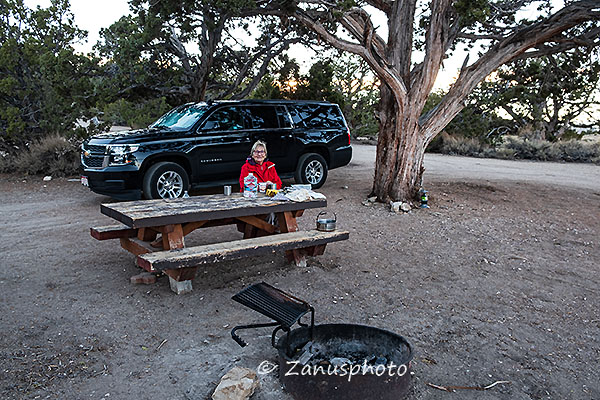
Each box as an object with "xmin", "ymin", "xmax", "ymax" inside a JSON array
[{"xmin": 232, "ymin": 282, "xmax": 311, "ymax": 329}]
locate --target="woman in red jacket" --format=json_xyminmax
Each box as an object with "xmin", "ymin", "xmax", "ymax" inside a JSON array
[{"xmin": 239, "ymin": 140, "xmax": 282, "ymax": 191}]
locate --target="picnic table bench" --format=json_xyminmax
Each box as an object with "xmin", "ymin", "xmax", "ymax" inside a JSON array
[{"xmin": 92, "ymin": 193, "xmax": 349, "ymax": 294}]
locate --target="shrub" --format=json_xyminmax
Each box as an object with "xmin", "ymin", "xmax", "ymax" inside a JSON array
[
  {"xmin": 440, "ymin": 135, "xmax": 490, "ymax": 157},
  {"xmin": 2, "ymin": 135, "xmax": 81, "ymax": 177},
  {"xmin": 427, "ymin": 133, "xmax": 600, "ymax": 164},
  {"xmin": 500, "ymin": 137, "xmax": 554, "ymax": 160},
  {"xmin": 494, "ymin": 147, "xmax": 516, "ymax": 159},
  {"xmin": 498, "ymin": 137, "xmax": 600, "ymax": 163},
  {"xmin": 426, "ymin": 131, "xmax": 448, "ymax": 153},
  {"xmin": 103, "ymin": 98, "xmax": 171, "ymax": 129},
  {"xmin": 556, "ymin": 140, "xmax": 600, "ymax": 162}
]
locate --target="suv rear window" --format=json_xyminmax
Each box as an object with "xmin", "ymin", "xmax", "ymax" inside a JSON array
[
  {"xmin": 289, "ymin": 104, "xmax": 345, "ymax": 129},
  {"xmin": 245, "ymin": 106, "xmax": 279, "ymax": 129}
]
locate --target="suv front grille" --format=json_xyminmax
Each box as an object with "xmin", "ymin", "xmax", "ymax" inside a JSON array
[
  {"xmin": 83, "ymin": 155, "xmax": 105, "ymax": 168},
  {"xmin": 82, "ymin": 143, "xmax": 108, "ymax": 169},
  {"xmin": 85, "ymin": 144, "xmax": 106, "ymax": 153}
]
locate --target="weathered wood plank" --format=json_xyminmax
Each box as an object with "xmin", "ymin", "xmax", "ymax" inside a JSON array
[
  {"xmin": 182, "ymin": 220, "xmax": 208, "ymax": 236},
  {"xmin": 164, "ymin": 267, "xmax": 198, "ymax": 282},
  {"xmin": 278, "ymin": 211, "xmax": 300, "ymax": 263},
  {"xmin": 137, "ymin": 230, "xmax": 349, "ymax": 271},
  {"xmin": 160, "ymin": 224, "xmax": 185, "ymax": 250},
  {"xmin": 305, "ymin": 244, "xmax": 327, "ymax": 256},
  {"xmin": 137, "ymin": 227, "xmax": 157, "ymax": 241},
  {"xmin": 101, "ymin": 193, "xmax": 326, "ymax": 228},
  {"xmin": 243, "ymin": 222, "xmax": 256, "ymax": 239},
  {"xmin": 120, "ymin": 237, "xmax": 154, "ymax": 256},
  {"xmin": 91, "ymin": 225, "xmax": 137, "ymax": 240},
  {"xmin": 236, "ymin": 215, "xmax": 277, "ymax": 234}
]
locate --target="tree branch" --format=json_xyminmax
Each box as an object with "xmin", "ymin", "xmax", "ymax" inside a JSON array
[
  {"xmin": 413, "ymin": 0, "xmax": 452, "ymax": 105},
  {"xmin": 218, "ymin": 33, "xmax": 302, "ymax": 99},
  {"xmin": 254, "ymin": 5, "xmax": 408, "ymax": 100},
  {"xmin": 420, "ymin": 0, "xmax": 600, "ymax": 140},
  {"xmin": 512, "ymin": 27, "xmax": 600, "ymax": 60},
  {"xmin": 365, "ymin": 0, "xmax": 392, "ymax": 15}
]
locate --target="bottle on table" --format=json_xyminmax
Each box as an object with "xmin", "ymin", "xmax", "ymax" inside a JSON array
[{"xmin": 243, "ymin": 173, "xmax": 258, "ymax": 198}]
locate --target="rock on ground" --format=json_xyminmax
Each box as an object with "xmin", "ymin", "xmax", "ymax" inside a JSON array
[{"xmin": 212, "ymin": 367, "xmax": 259, "ymax": 400}]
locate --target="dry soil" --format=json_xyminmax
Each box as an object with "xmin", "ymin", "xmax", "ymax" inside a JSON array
[{"xmin": 1, "ymin": 144, "xmax": 599, "ymax": 400}]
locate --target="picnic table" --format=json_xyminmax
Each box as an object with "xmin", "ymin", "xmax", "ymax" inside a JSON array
[{"xmin": 92, "ymin": 193, "xmax": 349, "ymax": 294}]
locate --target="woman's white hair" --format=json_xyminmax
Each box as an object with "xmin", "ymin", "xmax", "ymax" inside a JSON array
[{"xmin": 250, "ymin": 140, "xmax": 267, "ymax": 157}]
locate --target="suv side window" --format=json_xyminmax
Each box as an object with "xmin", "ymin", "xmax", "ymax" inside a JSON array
[
  {"xmin": 289, "ymin": 104, "xmax": 345, "ymax": 129},
  {"xmin": 277, "ymin": 106, "xmax": 292, "ymax": 128},
  {"xmin": 200, "ymin": 106, "xmax": 244, "ymax": 131},
  {"xmin": 245, "ymin": 106, "xmax": 279, "ymax": 129}
]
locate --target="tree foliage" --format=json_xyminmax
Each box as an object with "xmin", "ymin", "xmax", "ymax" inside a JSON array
[
  {"xmin": 252, "ymin": 52, "xmax": 379, "ymax": 137},
  {"xmin": 473, "ymin": 50, "xmax": 600, "ymax": 141},
  {"xmin": 423, "ymin": 90, "xmax": 508, "ymax": 145},
  {"xmin": 0, "ymin": 0, "xmax": 100, "ymax": 151}
]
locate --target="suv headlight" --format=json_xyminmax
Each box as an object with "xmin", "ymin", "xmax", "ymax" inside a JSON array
[{"xmin": 108, "ymin": 144, "xmax": 140, "ymax": 165}]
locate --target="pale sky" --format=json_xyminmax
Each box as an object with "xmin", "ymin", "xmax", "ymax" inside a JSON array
[{"xmin": 24, "ymin": 0, "xmax": 131, "ymax": 52}]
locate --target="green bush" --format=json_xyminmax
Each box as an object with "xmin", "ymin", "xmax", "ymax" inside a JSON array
[
  {"xmin": 103, "ymin": 98, "xmax": 171, "ymax": 129},
  {"xmin": 0, "ymin": 135, "xmax": 81, "ymax": 177}
]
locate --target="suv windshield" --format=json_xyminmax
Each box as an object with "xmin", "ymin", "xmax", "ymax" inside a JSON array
[{"xmin": 150, "ymin": 105, "xmax": 209, "ymax": 131}]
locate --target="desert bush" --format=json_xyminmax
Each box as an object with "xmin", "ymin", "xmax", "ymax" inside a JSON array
[
  {"xmin": 427, "ymin": 134, "xmax": 600, "ymax": 164},
  {"xmin": 500, "ymin": 137, "xmax": 555, "ymax": 160},
  {"xmin": 556, "ymin": 140, "xmax": 600, "ymax": 162},
  {"xmin": 498, "ymin": 137, "xmax": 600, "ymax": 163},
  {"xmin": 1, "ymin": 135, "xmax": 81, "ymax": 177},
  {"xmin": 494, "ymin": 147, "xmax": 516, "ymax": 159},
  {"xmin": 439, "ymin": 135, "xmax": 490, "ymax": 157},
  {"xmin": 426, "ymin": 131, "xmax": 447, "ymax": 153}
]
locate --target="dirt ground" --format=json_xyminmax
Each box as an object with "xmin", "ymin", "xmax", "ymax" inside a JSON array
[{"xmin": 1, "ymin": 144, "xmax": 599, "ymax": 400}]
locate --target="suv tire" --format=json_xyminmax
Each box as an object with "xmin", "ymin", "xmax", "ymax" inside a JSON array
[
  {"xmin": 295, "ymin": 153, "xmax": 328, "ymax": 189},
  {"xmin": 143, "ymin": 162, "xmax": 189, "ymax": 199}
]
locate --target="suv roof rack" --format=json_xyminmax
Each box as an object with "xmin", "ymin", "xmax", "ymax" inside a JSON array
[{"xmin": 198, "ymin": 99, "xmax": 336, "ymax": 106}]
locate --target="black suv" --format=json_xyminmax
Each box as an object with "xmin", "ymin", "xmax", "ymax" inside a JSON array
[{"xmin": 81, "ymin": 100, "xmax": 352, "ymax": 200}]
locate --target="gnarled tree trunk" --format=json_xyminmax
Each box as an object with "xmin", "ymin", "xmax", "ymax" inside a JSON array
[{"xmin": 372, "ymin": 87, "xmax": 427, "ymax": 202}]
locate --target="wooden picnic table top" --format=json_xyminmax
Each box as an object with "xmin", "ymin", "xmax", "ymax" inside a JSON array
[{"xmin": 100, "ymin": 193, "xmax": 327, "ymax": 229}]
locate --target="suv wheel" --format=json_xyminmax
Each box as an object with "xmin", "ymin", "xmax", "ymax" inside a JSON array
[
  {"xmin": 143, "ymin": 162, "xmax": 189, "ymax": 199},
  {"xmin": 295, "ymin": 153, "xmax": 328, "ymax": 189}
]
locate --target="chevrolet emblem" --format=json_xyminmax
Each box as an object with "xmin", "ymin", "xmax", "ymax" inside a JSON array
[{"xmin": 83, "ymin": 150, "xmax": 90, "ymax": 157}]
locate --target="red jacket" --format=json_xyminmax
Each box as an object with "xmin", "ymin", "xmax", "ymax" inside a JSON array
[{"xmin": 239, "ymin": 158, "xmax": 282, "ymax": 191}]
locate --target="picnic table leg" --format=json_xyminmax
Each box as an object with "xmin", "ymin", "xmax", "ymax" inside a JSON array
[
  {"xmin": 304, "ymin": 244, "xmax": 327, "ymax": 256},
  {"xmin": 277, "ymin": 211, "xmax": 307, "ymax": 268},
  {"xmin": 161, "ymin": 224, "xmax": 197, "ymax": 294},
  {"xmin": 237, "ymin": 215, "xmax": 277, "ymax": 238},
  {"xmin": 137, "ymin": 227, "xmax": 157, "ymax": 241},
  {"xmin": 164, "ymin": 268, "xmax": 197, "ymax": 295},
  {"xmin": 243, "ymin": 222, "xmax": 257, "ymax": 239}
]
